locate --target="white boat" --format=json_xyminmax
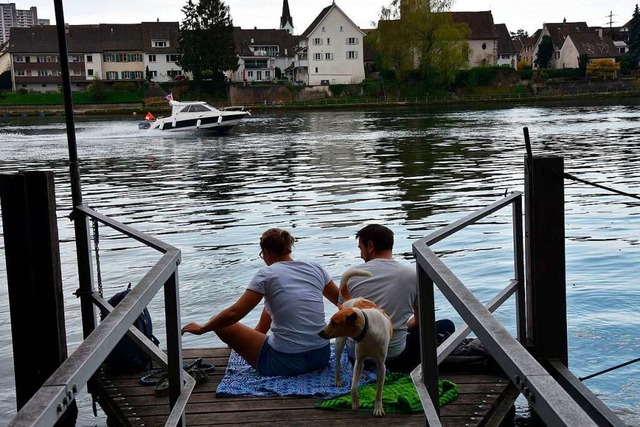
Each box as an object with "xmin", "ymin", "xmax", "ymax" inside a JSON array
[{"xmin": 139, "ymin": 100, "xmax": 250, "ymax": 133}]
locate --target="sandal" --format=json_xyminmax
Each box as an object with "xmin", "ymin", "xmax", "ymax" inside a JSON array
[{"xmin": 144, "ymin": 358, "xmax": 216, "ymax": 394}]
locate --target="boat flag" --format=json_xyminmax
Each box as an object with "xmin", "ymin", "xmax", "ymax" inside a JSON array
[
  {"xmin": 144, "ymin": 112, "xmax": 155, "ymax": 121},
  {"xmin": 164, "ymin": 93, "xmax": 173, "ymax": 102}
]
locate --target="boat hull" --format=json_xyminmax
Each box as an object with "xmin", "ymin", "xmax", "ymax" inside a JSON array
[{"xmin": 147, "ymin": 112, "xmax": 248, "ymax": 133}]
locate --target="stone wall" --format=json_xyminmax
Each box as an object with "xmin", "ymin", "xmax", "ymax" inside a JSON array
[{"xmin": 229, "ymin": 85, "xmax": 331, "ymax": 105}]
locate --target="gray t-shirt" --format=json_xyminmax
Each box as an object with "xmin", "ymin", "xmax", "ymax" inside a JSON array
[
  {"xmin": 345, "ymin": 258, "xmax": 418, "ymax": 359},
  {"xmin": 248, "ymin": 260, "xmax": 332, "ymax": 353}
]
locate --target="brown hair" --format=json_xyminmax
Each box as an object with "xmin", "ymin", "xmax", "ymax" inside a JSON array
[
  {"xmin": 355, "ymin": 224, "xmax": 394, "ymax": 251},
  {"xmin": 260, "ymin": 228, "xmax": 295, "ymax": 256}
]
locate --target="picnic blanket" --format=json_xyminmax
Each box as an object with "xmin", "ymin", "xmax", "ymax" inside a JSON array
[
  {"xmin": 314, "ymin": 372, "xmax": 459, "ymax": 413},
  {"xmin": 216, "ymin": 344, "xmax": 378, "ymax": 398}
]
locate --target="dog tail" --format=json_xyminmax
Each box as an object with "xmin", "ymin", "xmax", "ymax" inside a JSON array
[{"xmin": 340, "ymin": 267, "xmax": 373, "ymax": 301}]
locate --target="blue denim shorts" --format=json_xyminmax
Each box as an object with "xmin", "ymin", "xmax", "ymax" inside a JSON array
[{"xmin": 256, "ymin": 338, "xmax": 330, "ymax": 376}]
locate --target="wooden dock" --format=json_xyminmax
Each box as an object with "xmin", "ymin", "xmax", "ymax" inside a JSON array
[{"xmin": 91, "ymin": 348, "xmax": 518, "ymax": 426}]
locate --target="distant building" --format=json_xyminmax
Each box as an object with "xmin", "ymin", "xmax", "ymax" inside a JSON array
[
  {"xmin": 495, "ymin": 23, "xmax": 518, "ymax": 68},
  {"xmin": 8, "ymin": 22, "xmax": 184, "ymax": 92},
  {"xmin": 0, "ymin": 3, "xmax": 47, "ymax": 44},
  {"xmin": 280, "ymin": 0, "xmax": 294, "ymax": 34}
]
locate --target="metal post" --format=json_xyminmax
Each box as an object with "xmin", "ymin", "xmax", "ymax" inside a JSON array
[
  {"xmin": 524, "ymin": 155, "xmax": 568, "ymax": 364},
  {"xmin": 53, "ymin": 0, "xmax": 96, "ymax": 339},
  {"xmin": 164, "ymin": 272, "xmax": 185, "ymax": 426},
  {"xmin": 416, "ymin": 264, "xmax": 439, "ymax": 414}
]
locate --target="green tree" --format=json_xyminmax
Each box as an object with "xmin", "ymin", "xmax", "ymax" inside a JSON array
[
  {"xmin": 178, "ymin": 0, "xmax": 238, "ymax": 92},
  {"xmin": 627, "ymin": 4, "xmax": 640, "ymax": 69},
  {"xmin": 535, "ymin": 35, "xmax": 553, "ymax": 69},
  {"xmin": 371, "ymin": 0, "xmax": 470, "ymax": 89},
  {"xmin": 578, "ymin": 53, "xmax": 589, "ymax": 78}
]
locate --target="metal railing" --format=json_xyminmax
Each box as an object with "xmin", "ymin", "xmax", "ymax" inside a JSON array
[
  {"xmin": 410, "ymin": 192, "xmax": 623, "ymax": 426},
  {"xmin": 9, "ymin": 205, "xmax": 191, "ymax": 427}
]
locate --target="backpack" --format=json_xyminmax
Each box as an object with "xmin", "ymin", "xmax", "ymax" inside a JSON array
[
  {"xmin": 441, "ymin": 337, "xmax": 498, "ymax": 372},
  {"xmin": 101, "ymin": 284, "xmax": 160, "ymax": 374}
]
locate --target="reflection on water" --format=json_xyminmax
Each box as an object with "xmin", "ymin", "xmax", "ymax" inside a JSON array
[{"xmin": 0, "ymin": 104, "xmax": 639, "ymax": 425}]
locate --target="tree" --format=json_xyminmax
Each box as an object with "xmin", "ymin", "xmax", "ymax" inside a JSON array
[
  {"xmin": 578, "ymin": 53, "xmax": 589, "ymax": 78},
  {"xmin": 627, "ymin": 4, "xmax": 640, "ymax": 69},
  {"xmin": 535, "ymin": 35, "xmax": 553, "ymax": 69},
  {"xmin": 371, "ymin": 0, "xmax": 470, "ymax": 89},
  {"xmin": 178, "ymin": 0, "xmax": 238, "ymax": 92},
  {"xmin": 510, "ymin": 29, "xmax": 528, "ymax": 40}
]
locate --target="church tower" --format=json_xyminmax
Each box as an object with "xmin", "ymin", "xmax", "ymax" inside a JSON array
[{"xmin": 280, "ymin": 0, "xmax": 294, "ymax": 34}]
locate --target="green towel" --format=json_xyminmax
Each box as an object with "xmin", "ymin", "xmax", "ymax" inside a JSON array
[{"xmin": 315, "ymin": 372, "xmax": 458, "ymax": 413}]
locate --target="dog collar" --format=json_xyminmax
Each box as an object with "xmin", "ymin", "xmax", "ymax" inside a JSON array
[{"xmin": 353, "ymin": 311, "xmax": 369, "ymax": 342}]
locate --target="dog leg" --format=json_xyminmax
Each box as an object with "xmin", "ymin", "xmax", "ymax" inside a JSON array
[
  {"xmin": 373, "ymin": 356, "xmax": 386, "ymax": 417},
  {"xmin": 351, "ymin": 358, "xmax": 364, "ymax": 411},
  {"xmin": 334, "ymin": 337, "xmax": 346, "ymax": 387}
]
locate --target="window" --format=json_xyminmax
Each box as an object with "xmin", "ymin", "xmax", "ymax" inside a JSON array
[
  {"xmin": 86, "ymin": 55, "xmax": 92, "ymax": 63},
  {"xmin": 340, "ymin": 26, "xmax": 343, "ymax": 32},
  {"xmin": 152, "ymin": 40, "xmax": 169, "ymax": 48},
  {"xmin": 313, "ymin": 38, "xmax": 322, "ymax": 45},
  {"xmin": 327, "ymin": 38, "xmax": 331, "ymax": 45},
  {"xmin": 482, "ymin": 43, "xmax": 487, "ymax": 50},
  {"xmin": 15, "ymin": 56, "xmax": 24, "ymax": 62},
  {"xmin": 325, "ymin": 53, "xmax": 334, "ymax": 60},
  {"xmin": 166, "ymin": 54, "xmax": 179, "ymax": 62},
  {"xmin": 265, "ymin": 70, "xmax": 271, "ymax": 77},
  {"xmin": 247, "ymin": 70, "xmax": 253, "ymax": 77},
  {"xmin": 149, "ymin": 54, "xmax": 157, "ymax": 62},
  {"xmin": 347, "ymin": 37, "xmax": 358, "ymax": 45},
  {"xmin": 70, "ymin": 55, "xmax": 81, "ymax": 62},
  {"xmin": 314, "ymin": 53, "xmax": 323, "ymax": 60},
  {"xmin": 16, "ymin": 70, "xmax": 25, "ymax": 76},
  {"xmin": 167, "ymin": 70, "xmax": 183, "ymax": 78},
  {"xmin": 87, "ymin": 69, "xmax": 93, "ymax": 76},
  {"xmin": 347, "ymin": 51, "xmax": 358, "ymax": 59},
  {"xmin": 321, "ymin": 26, "xmax": 325, "ymax": 32},
  {"xmin": 106, "ymin": 71, "xmax": 118, "ymax": 80},
  {"xmin": 313, "ymin": 66, "xmax": 317, "ymax": 73},
  {"xmin": 149, "ymin": 70, "xmax": 157, "ymax": 78}
]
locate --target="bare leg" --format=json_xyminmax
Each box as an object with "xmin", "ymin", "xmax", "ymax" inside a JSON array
[{"xmin": 215, "ymin": 322, "xmax": 267, "ymax": 367}]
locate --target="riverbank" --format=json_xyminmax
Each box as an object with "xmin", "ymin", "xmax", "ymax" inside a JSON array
[{"xmin": 0, "ymin": 89, "xmax": 638, "ymax": 117}]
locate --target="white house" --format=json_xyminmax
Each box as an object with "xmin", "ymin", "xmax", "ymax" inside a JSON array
[
  {"xmin": 531, "ymin": 20, "xmax": 590, "ymax": 69},
  {"xmin": 292, "ymin": 2, "xmax": 365, "ymax": 86},
  {"xmin": 558, "ymin": 30, "xmax": 620, "ymax": 69}
]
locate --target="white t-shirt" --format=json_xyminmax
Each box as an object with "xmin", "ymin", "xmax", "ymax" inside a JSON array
[
  {"xmin": 345, "ymin": 258, "xmax": 418, "ymax": 359},
  {"xmin": 248, "ymin": 260, "xmax": 332, "ymax": 353}
]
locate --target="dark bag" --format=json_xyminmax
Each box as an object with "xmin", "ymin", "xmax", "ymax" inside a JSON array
[{"xmin": 101, "ymin": 284, "xmax": 160, "ymax": 374}]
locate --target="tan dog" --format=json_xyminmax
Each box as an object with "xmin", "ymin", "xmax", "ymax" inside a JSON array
[{"xmin": 318, "ymin": 267, "xmax": 393, "ymax": 417}]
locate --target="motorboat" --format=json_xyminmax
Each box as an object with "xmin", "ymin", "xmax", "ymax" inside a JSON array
[{"xmin": 138, "ymin": 100, "xmax": 250, "ymax": 133}]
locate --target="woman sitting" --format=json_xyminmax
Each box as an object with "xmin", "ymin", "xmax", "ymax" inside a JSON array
[{"xmin": 181, "ymin": 228, "xmax": 339, "ymax": 376}]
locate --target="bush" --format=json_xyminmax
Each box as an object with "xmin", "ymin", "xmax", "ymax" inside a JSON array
[
  {"xmin": 87, "ymin": 78, "xmax": 109, "ymax": 101},
  {"xmin": 112, "ymin": 82, "xmax": 138, "ymax": 92}
]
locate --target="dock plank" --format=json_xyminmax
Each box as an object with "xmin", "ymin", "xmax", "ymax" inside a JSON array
[{"xmin": 92, "ymin": 347, "xmax": 516, "ymax": 426}]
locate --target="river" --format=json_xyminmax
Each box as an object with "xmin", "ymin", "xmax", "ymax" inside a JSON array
[{"xmin": 0, "ymin": 102, "xmax": 639, "ymax": 425}]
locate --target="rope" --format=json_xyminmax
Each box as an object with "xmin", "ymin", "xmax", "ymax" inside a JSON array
[
  {"xmin": 91, "ymin": 218, "xmax": 103, "ymax": 298},
  {"xmin": 579, "ymin": 357, "xmax": 640, "ymax": 381},
  {"xmin": 564, "ymin": 173, "xmax": 640, "ymax": 201}
]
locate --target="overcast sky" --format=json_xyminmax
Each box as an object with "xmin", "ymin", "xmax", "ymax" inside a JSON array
[{"xmin": 29, "ymin": 0, "xmax": 635, "ymax": 36}]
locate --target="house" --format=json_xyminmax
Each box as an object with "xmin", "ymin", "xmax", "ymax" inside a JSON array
[
  {"xmin": 291, "ymin": 2, "xmax": 366, "ymax": 86},
  {"xmin": 8, "ymin": 22, "xmax": 183, "ymax": 92},
  {"xmin": 558, "ymin": 30, "xmax": 620, "ymax": 69},
  {"xmin": 494, "ymin": 23, "xmax": 518, "ymax": 68},
  {"xmin": 531, "ymin": 20, "xmax": 590, "ymax": 69},
  {"xmin": 450, "ymin": 11, "xmax": 499, "ymax": 67},
  {"xmin": 518, "ymin": 29, "xmax": 541, "ymax": 67},
  {"xmin": 230, "ymin": 28, "xmax": 298, "ymax": 83}
]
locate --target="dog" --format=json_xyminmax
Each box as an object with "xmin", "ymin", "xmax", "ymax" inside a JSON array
[{"xmin": 318, "ymin": 267, "xmax": 393, "ymax": 417}]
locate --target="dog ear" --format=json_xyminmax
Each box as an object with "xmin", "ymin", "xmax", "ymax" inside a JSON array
[{"xmin": 346, "ymin": 312, "xmax": 358, "ymax": 324}]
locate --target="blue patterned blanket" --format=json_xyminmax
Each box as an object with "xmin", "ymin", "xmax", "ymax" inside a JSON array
[{"xmin": 216, "ymin": 344, "xmax": 378, "ymax": 398}]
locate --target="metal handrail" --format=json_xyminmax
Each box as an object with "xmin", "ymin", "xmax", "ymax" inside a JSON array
[
  {"xmin": 9, "ymin": 205, "xmax": 188, "ymax": 427},
  {"xmin": 411, "ymin": 192, "xmax": 601, "ymax": 425}
]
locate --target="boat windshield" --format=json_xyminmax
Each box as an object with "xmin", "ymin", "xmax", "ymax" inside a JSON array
[{"xmin": 180, "ymin": 104, "xmax": 213, "ymax": 113}]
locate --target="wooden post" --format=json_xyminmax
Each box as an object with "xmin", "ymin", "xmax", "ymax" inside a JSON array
[
  {"xmin": 0, "ymin": 171, "xmax": 77, "ymax": 422},
  {"xmin": 524, "ymin": 155, "xmax": 568, "ymax": 365}
]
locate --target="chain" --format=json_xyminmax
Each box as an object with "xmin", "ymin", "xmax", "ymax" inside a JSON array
[{"xmin": 92, "ymin": 218, "xmax": 104, "ymax": 298}]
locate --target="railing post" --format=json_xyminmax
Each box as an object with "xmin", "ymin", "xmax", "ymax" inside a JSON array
[
  {"xmin": 0, "ymin": 171, "xmax": 77, "ymax": 423},
  {"xmin": 524, "ymin": 155, "xmax": 568, "ymax": 365},
  {"xmin": 164, "ymin": 271, "xmax": 185, "ymax": 425},
  {"xmin": 512, "ymin": 195, "xmax": 527, "ymax": 345},
  {"xmin": 416, "ymin": 264, "xmax": 440, "ymax": 414}
]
